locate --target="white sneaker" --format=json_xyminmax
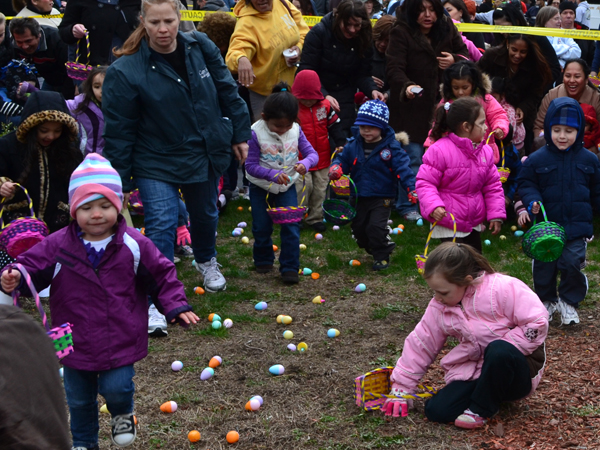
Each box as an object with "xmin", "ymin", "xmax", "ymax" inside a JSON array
[
  {"xmin": 195, "ymin": 257, "xmax": 226, "ymax": 292},
  {"xmin": 110, "ymin": 413, "xmax": 136, "ymax": 447},
  {"xmin": 543, "ymin": 301, "xmax": 558, "ymax": 320},
  {"xmin": 404, "ymin": 210, "xmax": 422, "ymax": 221},
  {"xmin": 148, "ymin": 304, "xmax": 168, "ymax": 337},
  {"xmin": 558, "ymin": 298, "xmax": 580, "ymax": 326}
]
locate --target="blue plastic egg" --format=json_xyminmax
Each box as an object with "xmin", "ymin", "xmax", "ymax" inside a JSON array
[
  {"xmin": 255, "ymin": 301, "xmax": 268, "ymax": 311},
  {"xmin": 269, "ymin": 364, "xmax": 285, "ymax": 375},
  {"xmin": 484, "ymin": 239, "xmax": 491, "ymax": 246},
  {"xmin": 327, "ymin": 328, "xmax": 340, "ymax": 338},
  {"xmin": 514, "ymin": 230, "xmax": 524, "ymax": 237},
  {"xmin": 416, "ymin": 218, "xmax": 424, "ymax": 226}
]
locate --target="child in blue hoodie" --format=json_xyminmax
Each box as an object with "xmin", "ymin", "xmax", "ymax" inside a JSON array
[
  {"xmin": 329, "ymin": 100, "xmax": 416, "ymax": 271},
  {"xmin": 518, "ymin": 97, "xmax": 600, "ymax": 326}
]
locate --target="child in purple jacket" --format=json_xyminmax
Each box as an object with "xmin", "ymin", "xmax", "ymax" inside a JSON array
[{"xmin": 1, "ymin": 154, "xmax": 199, "ymax": 450}]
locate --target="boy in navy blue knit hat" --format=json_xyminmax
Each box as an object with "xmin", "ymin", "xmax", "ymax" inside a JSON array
[
  {"xmin": 329, "ymin": 100, "xmax": 417, "ymax": 271},
  {"xmin": 518, "ymin": 97, "xmax": 600, "ymax": 326}
]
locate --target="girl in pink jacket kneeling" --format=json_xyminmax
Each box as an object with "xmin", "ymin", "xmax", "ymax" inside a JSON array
[
  {"xmin": 416, "ymin": 97, "xmax": 506, "ymax": 253},
  {"xmin": 384, "ymin": 243, "xmax": 548, "ymax": 429}
]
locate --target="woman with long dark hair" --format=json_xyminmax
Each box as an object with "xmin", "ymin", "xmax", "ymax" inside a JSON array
[
  {"xmin": 385, "ymin": 0, "xmax": 468, "ymax": 221},
  {"xmin": 298, "ymin": 0, "xmax": 384, "ymax": 135}
]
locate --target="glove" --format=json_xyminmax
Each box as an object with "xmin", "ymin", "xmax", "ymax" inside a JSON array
[
  {"xmin": 382, "ymin": 388, "xmax": 412, "ymax": 418},
  {"xmin": 176, "ymin": 225, "xmax": 191, "ymax": 246},
  {"xmin": 329, "ymin": 164, "xmax": 343, "ymax": 181},
  {"xmin": 408, "ymin": 188, "xmax": 418, "ymax": 204}
]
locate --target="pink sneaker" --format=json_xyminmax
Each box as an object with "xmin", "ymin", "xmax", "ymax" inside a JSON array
[{"xmin": 454, "ymin": 409, "xmax": 487, "ymax": 429}]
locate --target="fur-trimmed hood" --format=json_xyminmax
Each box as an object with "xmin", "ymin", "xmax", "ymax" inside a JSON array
[
  {"xmin": 16, "ymin": 91, "xmax": 78, "ymax": 143},
  {"xmin": 395, "ymin": 131, "xmax": 409, "ymax": 145}
]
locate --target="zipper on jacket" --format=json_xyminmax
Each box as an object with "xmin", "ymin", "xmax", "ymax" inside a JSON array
[{"xmin": 459, "ymin": 303, "xmax": 470, "ymax": 321}]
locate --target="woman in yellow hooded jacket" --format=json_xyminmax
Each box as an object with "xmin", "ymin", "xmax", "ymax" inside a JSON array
[{"xmin": 226, "ymin": 0, "xmax": 310, "ymax": 121}]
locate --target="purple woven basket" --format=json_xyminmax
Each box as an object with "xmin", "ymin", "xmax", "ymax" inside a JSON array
[{"xmin": 266, "ymin": 174, "xmax": 307, "ymax": 224}]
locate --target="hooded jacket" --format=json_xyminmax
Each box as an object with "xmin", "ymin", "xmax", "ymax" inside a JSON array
[
  {"xmin": 416, "ymin": 133, "xmax": 506, "ymax": 232},
  {"xmin": 391, "ymin": 273, "xmax": 548, "ymax": 396},
  {"xmin": 332, "ymin": 125, "xmax": 415, "ymax": 198},
  {"xmin": 581, "ymin": 102, "xmax": 600, "ymax": 149},
  {"xmin": 576, "ymin": 0, "xmax": 591, "ymax": 29},
  {"xmin": 9, "ymin": 216, "xmax": 192, "ymax": 371},
  {"xmin": 518, "ymin": 97, "xmax": 600, "ymax": 240},
  {"xmin": 0, "ymin": 91, "xmax": 82, "ymax": 233},
  {"xmin": 226, "ymin": 0, "xmax": 309, "ymax": 96},
  {"xmin": 66, "ymin": 94, "xmax": 104, "ymax": 155}
]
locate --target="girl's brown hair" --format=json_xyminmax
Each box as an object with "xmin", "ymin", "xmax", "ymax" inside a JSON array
[
  {"xmin": 372, "ymin": 14, "xmax": 395, "ymax": 43},
  {"xmin": 74, "ymin": 66, "xmax": 108, "ymax": 114},
  {"xmin": 423, "ymin": 242, "xmax": 495, "ymax": 286},
  {"xmin": 430, "ymin": 96, "xmax": 482, "ymax": 141},
  {"xmin": 333, "ymin": 0, "xmax": 372, "ymax": 57}
]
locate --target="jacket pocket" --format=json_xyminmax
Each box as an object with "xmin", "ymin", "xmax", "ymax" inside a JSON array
[
  {"xmin": 204, "ymin": 117, "xmax": 234, "ymax": 175},
  {"xmin": 534, "ymin": 164, "xmax": 558, "ymax": 189},
  {"xmin": 576, "ymin": 163, "xmax": 594, "ymax": 186}
]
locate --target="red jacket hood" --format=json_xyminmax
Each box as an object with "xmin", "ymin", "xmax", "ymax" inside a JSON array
[{"xmin": 292, "ymin": 70, "xmax": 324, "ymax": 100}]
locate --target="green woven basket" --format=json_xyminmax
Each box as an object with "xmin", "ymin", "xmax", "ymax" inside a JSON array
[{"xmin": 522, "ymin": 202, "xmax": 566, "ymax": 262}]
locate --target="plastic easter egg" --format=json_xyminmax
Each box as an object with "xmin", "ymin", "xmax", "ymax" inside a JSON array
[
  {"xmin": 273, "ymin": 245, "xmax": 278, "ymax": 251},
  {"xmin": 251, "ymin": 395, "xmax": 264, "ymax": 406},
  {"xmin": 511, "ymin": 225, "xmax": 518, "ymax": 232},
  {"xmin": 59, "ymin": 367, "xmax": 63, "ymax": 378},
  {"xmin": 171, "ymin": 360, "xmax": 183, "ymax": 371},
  {"xmin": 160, "ymin": 401, "xmax": 178, "ymax": 413},
  {"xmin": 349, "ymin": 260, "xmax": 361, "ymax": 266},
  {"xmin": 312, "ymin": 295, "xmax": 324, "ymax": 304},
  {"xmin": 416, "ymin": 218, "xmax": 424, "ymax": 227},
  {"xmin": 282, "ymin": 315, "xmax": 293, "ymax": 325},
  {"xmin": 248, "ymin": 206, "xmax": 252, "ymax": 211},
  {"xmin": 255, "ymin": 301, "xmax": 268, "ymax": 311},
  {"xmin": 212, "ymin": 321, "xmax": 222, "ymax": 330},
  {"xmin": 223, "ymin": 318, "xmax": 233, "ymax": 328},
  {"xmin": 299, "ymin": 244, "xmax": 307, "ymax": 251},
  {"xmin": 232, "ymin": 230, "xmax": 241, "ymax": 237},
  {"xmin": 391, "ymin": 229, "xmax": 399, "ymax": 235},
  {"xmin": 200, "ymin": 367, "xmax": 214, "ymax": 381},
  {"xmin": 208, "ymin": 313, "xmax": 221, "ymax": 322},
  {"xmin": 484, "ymin": 240, "xmax": 491, "ymax": 246},
  {"xmin": 194, "ymin": 286, "xmax": 205, "ymax": 295},
  {"xmin": 269, "ymin": 364, "xmax": 285, "ymax": 375},
  {"xmin": 355, "ymin": 283, "xmax": 366, "ymax": 292},
  {"xmin": 302, "ymin": 268, "xmax": 312, "ymax": 276},
  {"xmin": 245, "ymin": 398, "xmax": 261, "ymax": 411},
  {"xmin": 333, "ymin": 225, "xmax": 340, "ymax": 231},
  {"xmin": 241, "ymin": 236, "xmax": 250, "ymax": 244},
  {"xmin": 298, "ymin": 342, "xmax": 308, "ymax": 352},
  {"xmin": 398, "ymin": 224, "xmax": 405, "ymax": 230},
  {"xmin": 237, "ymin": 206, "xmax": 243, "ymax": 211},
  {"xmin": 499, "ymin": 235, "xmax": 506, "ymax": 240},
  {"xmin": 100, "ymin": 404, "xmax": 109, "ymax": 414},
  {"xmin": 387, "ymin": 219, "xmax": 393, "ymax": 224},
  {"xmin": 209, "ymin": 356, "xmax": 222, "ymax": 368},
  {"xmin": 396, "ymin": 228, "xmax": 403, "ymax": 234},
  {"xmin": 514, "ymin": 230, "xmax": 524, "ymax": 237},
  {"xmin": 238, "ymin": 222, "xmax": 247, "ymax": 228},
  {"xmin": 287, "ymin": 343, "xmax": 297, "ymax": 351},
  {"xmin": 327, "ymin": 328, "xmax": 340, "ymax": 338},
  {"xmin": 283, "ymin": 330, "xmax": 294, "ymax": 339},
  {"xmin": 226, "ymin": 431, "xmax": 240, "ymax": 444},
  {"xmin": 188, "ymin": 430, "xmax": 201, "ymax": 442},
  {"xmin": 276, "ymin": 314, "xmax": 284, "ymax": 323},
  {"xmin": 315, "ymin": 233, "xmax": 323, "ymax": 240},
  {"xmin": 311, "ymin": 273, "xmax": 320, "ymax": 280}
]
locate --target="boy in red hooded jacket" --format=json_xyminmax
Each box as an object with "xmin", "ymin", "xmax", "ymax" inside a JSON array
[
  {"xmin": 292, "ymin": 70, "xmax": 346, "ymax": 232},
  {"xmin": 580, "ymin": 103, "xmax": 600, "ymax": 153}
]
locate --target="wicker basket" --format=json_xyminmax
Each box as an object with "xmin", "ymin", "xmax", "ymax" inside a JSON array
[
  {"xmin": 497, "ymin": 142, "xmax": 511, "ymax": 183},
  {"xmin": 322, "ymin": 177, "xmax": 357, "ymax": 226},
  {"xmin": 65, "ymin": 31, "xmax": 92, "ymax": 81},
  {"xmin": 10, "ymin": 263, "xmax": 74, "ymax": 360},
  {"xmin": 0, "ymin": 184, "xmax": 49, "ymax": 258},
  {"xmin": 522, "ymin": 202, "xmax": 565, "ymax": 262},
  {"xmin": 266, "ymin": 174, "xmax": 307, "ymax": 224},
  {"xmin": 415, "ymin": 213, "xmax": 456, "ymax": 274},
  {"xmin": 331, "ymin": 175, "xmax": 351, "ymax": 196}
]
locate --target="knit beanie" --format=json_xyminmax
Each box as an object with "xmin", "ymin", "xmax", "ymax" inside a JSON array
[
  {"xmin": 463, "ymin": 0, "xmax": 477, "ymax": 16},
  {"xmin": 291, "ymin": 70, "xmax": 324, "ymax": 100},
  {"xmin": 68, "ymin": 153, "xmax": 123, "ymax": 218},
  {"xmin": 354, "ymin": 100, "xmax": 389, "ymax": 129},
  {"xmin": 559, "ymin": 1, "xmax": 576, "ymax": 14}
]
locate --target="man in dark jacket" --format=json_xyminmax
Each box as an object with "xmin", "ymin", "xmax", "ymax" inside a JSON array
[{"xmin": 10, "ymin": 18, "xmax": 74, "ymax": 99}]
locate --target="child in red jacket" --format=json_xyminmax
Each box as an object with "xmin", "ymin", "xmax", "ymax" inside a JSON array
[{"xmin": 292, "ymin": 70, "xmax": 346, "ymax": 232}]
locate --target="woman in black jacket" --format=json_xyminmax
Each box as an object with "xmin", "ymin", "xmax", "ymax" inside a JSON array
[{"xmin": 297, "ymin": 0, "xmax": 384, "ymax": 136}]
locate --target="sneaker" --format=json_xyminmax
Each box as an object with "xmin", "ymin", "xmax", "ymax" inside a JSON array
[
  {"xmin": 195, "ymin": 257, "xmax": 227, "ymax": 292},
  {"xmin": 403, "ymin": 210, "xmax": 422, "ymax": 221},
  {"xmin": 173, "ymin": 256, "xmax": 181, "ymax": 264},
  {"xmin": 558, "ymin": 298, "xmax": 580, "ymax": 326},
  {"xmin": 311, "ymin": 222, "xmax": 326, "ymax": 232},
  {"xmin": 543, "ymin": 301, "xmax": 558, "ymax": 320},
  {"xmin": 455, "ymin": 409, "xmax": 487, "ymax": 429},
  {"xmin": 231, "ymin": 186, "xmax": 240, "ymax": 200},
  {"xmin": 175, "ymin": 244, "xmax": 194, "ymax": 258},
  {"xmin": 148, "ymin": 304, "xmax": 168, "ymax": 337},
  {"xmin": 373, "ymin": 260, "xmax": 389, "ymax": 271},
  {"xmin": 282, "ymin": 270, "xmax": 299, "ymax": 284},
  {"xmin": 256, "ymin": 264, "xmax": 274, "ymax": 274},
  {"xmin": 110, "ymin": 413, "xmax": 137, "ymax": 447}
]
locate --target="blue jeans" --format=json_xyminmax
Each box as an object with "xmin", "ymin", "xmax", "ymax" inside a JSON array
[
  {"xmin": 64, "ymin": 365, "xmax": 135, "ymax": 448},
  {"xmin": 136, "ymin": 175, "xmax": 219, "ymax": 263},
  {"xmin": 395, "ymin": 142, "xmax": 423, "ymax": 215},
  {"xmin": 249, "ymin": 183, "xmax": 300, "ymax": 273}
]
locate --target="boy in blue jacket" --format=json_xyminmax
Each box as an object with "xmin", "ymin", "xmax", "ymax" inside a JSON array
[
  {"xmin": 329, "ymin": 100, "xmax": 417, "ymax": 271},
  {"xmin": 518, "ymin": 97, "xmax": 600, "ymax": 326}
]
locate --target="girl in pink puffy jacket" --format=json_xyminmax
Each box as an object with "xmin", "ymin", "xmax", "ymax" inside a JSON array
[
  {"xmin": 416, "ymin": 97, "xmax": 506, "ymax": 253},
  {"xmin": 382, "ymin": 243, "xmax": 548, "ymax": 429},
  {"xmin": 424, "ymin": 60, "xmax": 509, "ymax": 164}
]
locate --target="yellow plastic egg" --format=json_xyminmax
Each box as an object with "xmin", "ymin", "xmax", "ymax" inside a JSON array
[
  {"xmin": 299, "ymin": 244, "xmax": 307, "ymax": 251},
  {"xmin": 282, "ymin": 315, "xmax": 293, "ymax": 325},
  {"xmin": 276, "ymin": 314, "xmax": 284, "ymax": 324},
  {"xmin": 100, "ymin": 404, "xmax": 109, "ymax": 414},
  {"xmin": 297, "ymin": 342, "xmax": 308, "ymax": 352},
  {"xmin": 283, "ymin": 330, "xmax": 294, "ymax": 339},
  {"xmin": 241, "ymin": 236, "xmax": 250, "ymax": 244}
]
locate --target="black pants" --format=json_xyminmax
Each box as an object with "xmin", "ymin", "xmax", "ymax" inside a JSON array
[
  {"xmin": 440, "ymin": 230, "xmax": 482, "ymax": 253},
  {"xmin": 424, "ymin": 340, "xmax": 532, "ymax": 422},
  {"xmin": 351, "ymin": 197, "xmax": 395, "ymax": 261}
]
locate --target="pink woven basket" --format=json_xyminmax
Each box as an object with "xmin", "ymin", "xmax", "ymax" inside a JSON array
[
  {"xmin": 0, "ymin": 184, "xmax": 49, "ymax": 258},
  {"xmin": 65, "ymin": 31, "xmax": 92, "ymax": 81}
]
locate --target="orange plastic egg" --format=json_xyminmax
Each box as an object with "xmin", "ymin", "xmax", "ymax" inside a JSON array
[
  {"xmin": 273, "ymin": 245, "xmax": 278, "ymax": 251},
  {"xmin": 188, "ymin": 430, "xmax": 201, "ymax": 442},
  {"xmin": 311, "ymin": 273, "xmax": 320, "ymax": 280},
  {"xmin": 398, "ymin": 224, "xmax": 405, "ymax": 230},
  {"xmin": 208, "ymin": 356, "xmax": 222, "ymax": 369},
  {"xmin": 160, "ymin": 401, "xmax": 177, "ymax": 413},
  {"xmin": 194, "ymin": 286, "xmax": 205, "ymax": 295},
  {"xmin": 226, "ymin": 430, "xmax": 239, "ymax": 444},
  {"xmin": 237, "ymin": 206, "xmax": 243, "ymax": 211}
]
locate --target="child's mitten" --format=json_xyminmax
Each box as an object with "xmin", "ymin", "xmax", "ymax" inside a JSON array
[
  {"xmin": 407, "ymin": 188, "xmax": 418, "ymax": 204},
  {"xmin": 329, "ymin": 164, "xmax": 343, "ymax": 180},
  {"xmin": 176, "ymin": 225, "xmax": 191, "ymax": 246},
  {"xmin": 382, "ymin": 388, "xmax": 413, "ymax": 418}
]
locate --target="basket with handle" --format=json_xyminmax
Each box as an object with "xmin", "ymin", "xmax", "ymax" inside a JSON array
[
  {"xmin": 10, "ymin": 263, "xmax": 74, "ymax": 360},
  {"xmin": 522, "ymin": 202, "xmax": 565, "ymax": 262},
  {"xmin": 65, "ymin": 31, "xmax": 92, "ymax": 81},
  {"xmin": 0, "ymin": 183, "xmax": 49, "ymax": 258},
  {"xmin": 497, "ymin": 142, "xmax": 510, "ymax": 183},
  {"xmin": 415, "ymin": 213, "xmax": 456, "ymax": 274},
  {"xmin": 322, "ymin": 176, "xmax": 357, "ymax": 226},
  {"xmin": 266, "ymin": 172, "xmax": 307, "ymax": 224},
  {"xmin": 329, "ymin": 149, "xmax": 352, "ymax": 196}
]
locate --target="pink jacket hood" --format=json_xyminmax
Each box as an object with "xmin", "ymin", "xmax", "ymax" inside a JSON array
[
  {"xmin": 391, "ymin": 273, "xmax": 548, "ymax": 395},
  {"xmin": 416, "ymin": 133, "xmax": 506, "ymax": 232}
]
